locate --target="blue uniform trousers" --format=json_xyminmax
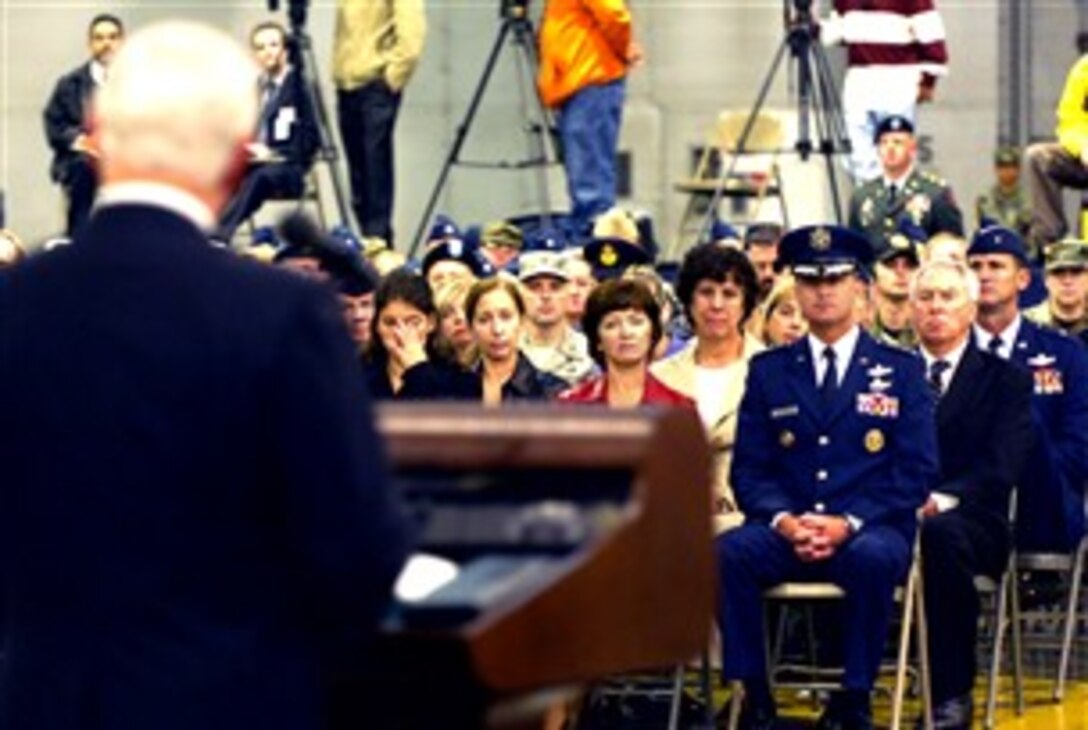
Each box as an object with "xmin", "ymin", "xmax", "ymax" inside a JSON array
[{"xmin": 717, "ymin": 522, "xmax": 911, "ymax": 690}]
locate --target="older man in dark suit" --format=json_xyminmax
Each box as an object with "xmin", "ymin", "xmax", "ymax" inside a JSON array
[
  {"xmin": 43, "ymin": 13, "xmax": 124, "ymax": 237},
  {"xmin": 0, "ymin": 21, "xmax": 409, "ymax": 730},
  {"xmin": 216, "ymin": 21, "xmax": 319, "ymax": 242},
  {"xmin": 910, "ymin": 257, "xmax": 1033, "ymax": 729}
]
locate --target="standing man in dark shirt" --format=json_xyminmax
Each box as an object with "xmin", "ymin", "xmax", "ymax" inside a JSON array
[
  {"xmin": 1, "ymin": 21, "xmax": 410, "ymax": 730},
  {"xmin": 43, "ymin": 13, "xmax": 123, "ymax": 238},
  {"xmin": 216, "ymin": 21, "xmax": 319, "ymax": 243}
]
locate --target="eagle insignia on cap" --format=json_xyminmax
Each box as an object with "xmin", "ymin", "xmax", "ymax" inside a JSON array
[
  {"xmin": 810, "ymin": 227, "xmax": 832, "ymax": 251},
  {"xmin": 600, "ymin": 244, "xmax": 618, "ymax": 267}
]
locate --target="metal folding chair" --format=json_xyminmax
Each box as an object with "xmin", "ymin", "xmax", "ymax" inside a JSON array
[{"xmin": 724, "ymin": 536, "xmax": 933, "ymax": 730}]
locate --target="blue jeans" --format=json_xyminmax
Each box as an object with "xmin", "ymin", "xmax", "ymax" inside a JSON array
[{"xmin": 559, "ymin": 79, "xmax": 625, "ymax": 238}]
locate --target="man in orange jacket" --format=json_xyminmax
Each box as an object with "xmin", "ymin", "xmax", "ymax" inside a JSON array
[{"xmin": 538, "ymin": 0, "xmax": 639, "ymax": 240}]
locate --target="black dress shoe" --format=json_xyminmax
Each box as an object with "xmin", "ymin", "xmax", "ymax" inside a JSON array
[
  {"xmin": 924, "ymin": 693, "xmax": 973, "ymax": 730},
  {"xmin": 816, "ymin": 701, "xmax": 873, "ymax": 730}
]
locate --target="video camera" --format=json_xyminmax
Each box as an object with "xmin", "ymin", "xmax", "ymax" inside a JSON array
[{"xmin": 267, "ymin": 0, "xmax": 309, "ymax": 31}]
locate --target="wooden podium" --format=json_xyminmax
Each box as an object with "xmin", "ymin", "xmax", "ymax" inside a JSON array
[{"xmin": 364, "ymin": 404, "xmax": 714, "ymax": 728}]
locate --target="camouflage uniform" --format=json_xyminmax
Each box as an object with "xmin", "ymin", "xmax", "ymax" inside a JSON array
[{"xmin": 975, "ymin": 186, "xmax": 1032, "ymax": 237}]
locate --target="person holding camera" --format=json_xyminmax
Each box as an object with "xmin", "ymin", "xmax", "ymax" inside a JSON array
[{"xmin": 333, "ymin": 0, "xmax": 426, "ymax": 247}]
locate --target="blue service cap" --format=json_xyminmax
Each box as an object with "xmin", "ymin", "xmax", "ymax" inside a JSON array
[
  {"xmin": 967, "ymin": 225, "xmax": 1031, "ymax": 266},
  {"xmin": 427, "ymin": 214, "xmax": 461, "ymax": 243},
  {"xmin": 328, "ymin": 224, "xmax": 364, "ymax": 254},
  {"xmin": 874, "ymin": 114, "xmax": 915, "ymax": 143},
  {"xmin": 705, "ymin": 218, "xmax": 741, "ymax": 245},
  {"xmin": 583, "ymin": 237, "xmax": 652, "ymax": 280},
  {"xmin": 776, "ymin": 224, "xmax": 875, "ymax": 279},
  {"xmin": 522, "ymin": 226, "xmax": 569, "ymax": 253},
  {"xmin": 421, "ymin": 235, "xmax": 492, "ymax": 278}
]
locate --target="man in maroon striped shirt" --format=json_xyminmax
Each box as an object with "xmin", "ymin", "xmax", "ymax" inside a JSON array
[{"xmin": 823, "ymin": 0, "xmax": 950, "ymax": 182}]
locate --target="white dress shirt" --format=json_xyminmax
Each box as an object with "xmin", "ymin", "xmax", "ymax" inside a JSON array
[
  {"xmin": 808, "ymin": 325, "xmax": 861, "ymax": 387},
  {"xmin": 972, "ymin": 315, "xmax": 1021, "ymax": 360}
]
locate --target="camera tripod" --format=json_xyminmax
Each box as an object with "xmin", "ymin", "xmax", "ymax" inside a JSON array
[
  {"xmin": 409, "ymin": 3, "xmax": 563, "ymax": 258},
  {"xmin": 696, "ymin": 0, "xmax": 852, "ymax": 244},
  {"xmin": 284, "ymin": 14, "xmax": 352, "ymax": 228}
]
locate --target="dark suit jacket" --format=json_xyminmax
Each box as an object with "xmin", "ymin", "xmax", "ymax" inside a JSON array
[
  {"xmin": 260, "ymin": 67, "xmax": 319, "ymax": 170},
  {"xmin": 933, "ymin": 343, "xmax": 1033, "ymax": 526},
  {"xmin": 0, "ymin": 204, "xmax": 410, "ymax": 730},
  {"xmin": 731, "ymin": 329, "xmax": 937, "ymax": 542},
  {"xmin": 43, "ymin": 62, "xmax": 95, "ymax": 183}
]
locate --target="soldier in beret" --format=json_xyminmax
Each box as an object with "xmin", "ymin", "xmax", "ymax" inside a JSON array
[
  {"xmin": 975, "ymin": 145, "xmax": 1033, "ymax": 242},
  {"xmin": 1024, "ymin": 238, "xmax": 1088, "ymax": 339},
  {"xmin": 848, "ymin": 115, "xmax": 963, "ymax": 251},
  {"xmin": 718, "ymin": 224, "xmax": 936, "ymax": 730}
]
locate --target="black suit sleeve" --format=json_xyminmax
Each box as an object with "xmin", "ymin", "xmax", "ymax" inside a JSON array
[
  {"xmin": 270, "ymin": 284, "xmax": 412, "ymax": 629},
  {"xmin": 43, "ymin": 72, "xmax": 87, "ymax": 155},
  {"xmin": 940, "ymin": 362, "xmax": 1032, "ymax": 514}
]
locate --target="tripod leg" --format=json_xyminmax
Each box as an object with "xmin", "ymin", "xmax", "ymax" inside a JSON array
[
  {"xmin": 410, "ymin": 21, "xmax": 512, "ymax": 257},
  {"xmin": 511, "ymin": 19, "xmax": 556, "ymax": 229}
]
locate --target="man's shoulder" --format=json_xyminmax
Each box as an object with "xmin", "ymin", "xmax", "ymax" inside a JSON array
[
  {"xmin": 1020, "ymin": 318, "xmax": 1086, "ymax": 363},
  {"xmin": 911, "ymin": 168, "xmax": 952, "ymax": 192},
  {"xmin": 55, "ymin": 62, "xmax": 92, "ymax": 89}
]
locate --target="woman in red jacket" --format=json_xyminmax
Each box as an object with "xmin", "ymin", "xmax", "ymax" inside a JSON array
[{"xmin": 559, "ymin": 279, "xmax": 691, "ymax": 407}]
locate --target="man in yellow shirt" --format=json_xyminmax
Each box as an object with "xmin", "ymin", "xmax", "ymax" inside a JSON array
[
  {"xmin": 1025, "ymin": 54, "xmax": 1088, "ymax": 255},
  {"xmin": 333, "ymin": 0, "xmax": 426, "ymax": 246}
]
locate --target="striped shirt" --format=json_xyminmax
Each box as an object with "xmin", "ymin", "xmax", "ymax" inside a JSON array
[{"xmin": 824, "ymin": 0, "xmax": 949, "ymax": 86}]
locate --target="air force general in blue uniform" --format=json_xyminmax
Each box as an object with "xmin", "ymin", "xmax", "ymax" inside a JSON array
[
  {"xmin": 966, "ymin": 226, "xmax": 1088, "ymax": 553},
  {"xmin": 718, "ymin": 225, "xmax": 937, "ymax": 730}
]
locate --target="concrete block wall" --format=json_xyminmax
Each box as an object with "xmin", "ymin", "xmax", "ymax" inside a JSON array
[{"xmin": 0, "ymin": 1, "xmax": 1048, "ymax": 255}]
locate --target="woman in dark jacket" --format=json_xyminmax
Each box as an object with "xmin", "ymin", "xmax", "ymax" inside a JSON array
[
  {"xmin": 465, "ymin": 277, "xmax": 565, "ymax": 404},
  {"xmin": 364, "ymin": 269, "xmax": 477, "ymax": 400}
]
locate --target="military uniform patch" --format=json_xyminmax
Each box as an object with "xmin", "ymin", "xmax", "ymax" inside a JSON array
[
  {"xmin": 1033, "ymin": 367, "xmax": 1064, "ymax": 395},
  {"xmin": 857, "ymin": 392, "xmax": 899, "ymax": 418}
]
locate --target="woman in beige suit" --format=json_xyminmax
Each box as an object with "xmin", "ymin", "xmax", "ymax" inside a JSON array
[{"xmin": 652, "ymin": 244, "xmax": 763, "ymax": 533}]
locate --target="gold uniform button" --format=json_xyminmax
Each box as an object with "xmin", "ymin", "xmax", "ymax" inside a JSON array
[
  {"xmin": 864, "ymin": 429, "xmax": 885, "ymax": 454},
  {"xmin": 779, "ymin": 430, "xmax": 796, "ymax": 448}
]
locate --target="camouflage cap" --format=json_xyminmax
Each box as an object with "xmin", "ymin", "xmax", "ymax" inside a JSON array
[
  {"xmin": 994, "ymin": 145, "xmax": 1022, "ymax": 166},
  {"xmin": 1044, "ymin": 239, "xmax": 1088, "ymax": 272}
]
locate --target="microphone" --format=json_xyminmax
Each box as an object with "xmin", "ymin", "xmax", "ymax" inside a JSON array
[{"xmin": 277, "ymin": 213, "xmax": 379, "ymax": 294}]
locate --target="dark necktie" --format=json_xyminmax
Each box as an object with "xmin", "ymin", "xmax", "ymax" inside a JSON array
[
  {"xmin": 928, "ymin": 359, "xmax": 951, "ymax": 398},
  {"xmin": 988, "ymin": 335, "xmax": 1004, "ymax": 358},
  {"xmin": 888, "ymin": 183, "xmax": 897, "ymax": 202},
  {"xmin": 820, "ymin": 346, "xmax": 839, "ymax": 404}
]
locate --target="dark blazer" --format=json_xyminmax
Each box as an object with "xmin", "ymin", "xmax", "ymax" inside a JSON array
[
  {"xmin": 474, "ymin": 353, "xmax": 568, "ymax": 401},
  {"xmin": 364, "ymin": 358, "xmax": 479, "ymax": 401},
  {"xmin": 43, "ymin": 62, "xmax": 95, "ymax": 183},
  {"xmin": 260, "ymin": 67, "xmax": 319, "ymax": 169},
  {"xmin": 933, "ymin": 343, "xmax": 1033, "ymax": 525},
  {"xmin": 731, "ymin": 329, "xmax": 937, "ymax": 542},
  {"xmin": 0, "ymin": 204, "xmax": 411, "ymax": 730}
]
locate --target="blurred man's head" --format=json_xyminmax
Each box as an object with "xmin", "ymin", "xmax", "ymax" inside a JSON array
[
  {"xmin": 910, "ymin": 259, "xmax": 979, "ymax": 356},
  {"xmin": 95, "ymin": 21, "xmax": 259, "ymax": 217},
  {"xmin": 250, "ymin": 22, "xmax": 288, "ymax": 77},
  {"xmin": 744, "ymin": 223, "xmax": 782, "ymax": 299},
  {"xmin": 875, "ymin": 116, "xmax": 916, "ymax": 179},
  {"xmin": 993, "ymin": 146, "xmax": 1022, "ymax": 191},
  {"xmin": 88, "ymin": 14, "xmax": 124, "ymax": 67}
]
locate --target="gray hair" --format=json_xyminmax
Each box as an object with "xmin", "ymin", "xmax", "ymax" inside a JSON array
[
  {"xmin": 95, "ymin": 21, "xmax": 259, "ymax": 189},
  {"xmin": 910, "ymin": 257, "xmax": 980, "ymax": 303}
]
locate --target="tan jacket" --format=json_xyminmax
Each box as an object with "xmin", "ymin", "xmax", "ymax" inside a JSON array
[
  {"xmin": 333, "ymin": 0, "xmax": 426, "ymax": 93},
  {"xmin": 651, "ymin": 334, "xmax": 764, "ymax": 534}
]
